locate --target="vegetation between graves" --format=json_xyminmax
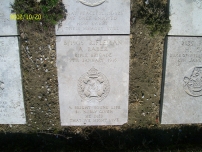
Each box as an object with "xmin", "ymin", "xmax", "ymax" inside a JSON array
[
  {"xmin": 11, "ymin": 0, "xmax": 66, "ymax": 27},
  {"xmin": 137, "ymin": 0, "xmax": 171, "ymax": 37}
]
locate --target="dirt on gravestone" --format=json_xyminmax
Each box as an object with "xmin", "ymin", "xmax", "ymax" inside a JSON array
[{"xmin": 0, "ymin": 0, "xmax": 202, "ymax": 150}]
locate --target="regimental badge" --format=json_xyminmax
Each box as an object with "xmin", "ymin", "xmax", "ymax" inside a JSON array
[
  {"xmin": 0, "ymin": 81, "xmax": 4, "ymax": 96},
  {"xmin": 78, "ymin": 67, "xmax": 110, "ymax": 102},
  {"xmin": 193, "ymin": 0, "xmax": 202, "ymax": 9},
  {"xmin": 184, "ymin": 67, "xmax": 202, "ymax": 97},
  {"xmin": 79, "ymin": 0, "xmax": 106, "ymax": 7}
]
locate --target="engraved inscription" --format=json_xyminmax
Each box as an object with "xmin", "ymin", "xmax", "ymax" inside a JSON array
[
  {"xmin": 65, "ymin": 39, "xmax": 119, "ymax": 63},
  {"xmin": 0, "ymin": 37, "xmax": 26, "ymax": 123},
  {"xmin": 0, "ymin": 54, "xmax": 6, "ymax": 62},
  {"xmin": 193, "ymin": 0, "xmax": 202, "ymax": 9},
  {"xmin": 69, "ymin": 105, "xmax": 121, "ymax": 124},
  {"xmin": 66, "ymin": 10, "xmax": 123, "ymax": 31},
  {"xmin": 168, "ymin": 40, "xmax": 202, "ymax": 66},
  {"xmin": 79, "ymin": 0, "xmax": 105, "ymax": 7},
  {"xmin": 78, "ymin": 67, "xmax": 110, "ymax": 102},
  {"xmin": 55, "ymin": 0, "xmax": 130, "ymax": 34},
  {"xmin": 0, "ymin": 12, "xmax": 4, "ymax": 18},
  {"xmin": 0, "ymin": 40, "xmax": 9, "ymax": 52},
  {"xmin": 184, "ymin": 67, "xmax": 202, "ymax": 97},
  {"xmin": 0, "ymin": 81, "xmax": 4, "ymax": 96}
]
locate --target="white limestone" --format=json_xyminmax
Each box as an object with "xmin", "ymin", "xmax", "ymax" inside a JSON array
[
  {"xmin": 169, "ymin": 0, "xmax": 202, "ymax": 36},
  {"xmin": 0, "ymin": 37, "xmax": 26, "ymax": 124},
  {"xmin": 56, "ymin": 36, "xmax": 129, "ymax": 126},
  {"xmin": 56, "ymin": 0, "xmax": 130, "ymax": 35},
  {"xmin": 0, "ymin": 0, "xmax": 18, "ymax": 35},
  {"xmin": 161, "ymin": 36, "xmax": 202, "ymax": 124}
]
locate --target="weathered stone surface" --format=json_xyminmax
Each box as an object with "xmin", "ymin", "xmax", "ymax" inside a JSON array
[
  {"xmin": 56, "ymin": 0, "xmax": 130, "ymax": 35},
  {"xmin": 161, "ymin": 37, "xmax": 202, "ymax": 124},
  {"xmin": 0, "ymin": 37, "xmax": 26, "ymax": 124},
  {"xmin": 0, "ymin": 0, "xmax": 18, "ymax": 36},
  {"xmin": 56, "ymin": 36, "xmax": 129, "ymax": 126},
  {"xmin": 169, "ymin": 0, "xmax": 202, "ymax": 36}
]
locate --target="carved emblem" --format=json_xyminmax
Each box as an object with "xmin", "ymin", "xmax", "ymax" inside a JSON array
[
  {"xmin": 79, "ymin": 0, "xmax": 105, "ymax": 7},
  {"xmin": 0, "ymin": 81, "xmax": 4, "ymax": 96},
  {"xmin": 184, "ymin": 67, "xmax": 202, "ymax": 97},
  {"xmin": 193, "ymin": 0, "xmax": 202, "ymax": 9},
  {"xmin": 78, "ymin": 67, "xmax": 110, "ymax": 102}
]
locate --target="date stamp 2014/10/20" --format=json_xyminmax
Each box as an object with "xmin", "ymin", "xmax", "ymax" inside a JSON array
[{"xmin": 10, "ymin": 14, "xmax": 42, "ymax": 20}]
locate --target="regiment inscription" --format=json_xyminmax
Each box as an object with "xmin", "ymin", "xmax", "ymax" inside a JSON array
[
  {"xmin": 55, "ymin": 0, "xmax": 130, "ymax": 35},
  {"xmin": 161, "ymin": 37, "xmax": 202, "ymax": 124},
  {"xmin": 56, "ymin": 36, "xmax": 129, "ymax": 126}
]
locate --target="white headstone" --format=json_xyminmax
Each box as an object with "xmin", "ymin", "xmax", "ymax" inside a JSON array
[
  {"xmin": 56, "ymin": 0, "xmax": 130, "ymax": 35},
  {"xmin": 0, "ymin": 0, "xmax": 18, "ymax": 36},
  {"xmin": 169, "ymin": 0, "xmax": 202, "ymax": 36},
  {"xmin": 0, "ymin": 37, "xmax": 26, "ymax": 124},
  {"xmin": 161, "ymin": 36, "xmax": 202, "ymax": 124},
  {"xmin": 56, "ymin": 36, "xmax": 129, "ymax": 126}
]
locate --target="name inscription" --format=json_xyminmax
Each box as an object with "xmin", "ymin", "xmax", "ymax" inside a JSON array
[
  {"xmin": 168, "ymin": 40, "xmax": 202, "ymax": 65},
  {"xmin": 65, "ymin": 39, "xmax": 120, "ymax": 63}
]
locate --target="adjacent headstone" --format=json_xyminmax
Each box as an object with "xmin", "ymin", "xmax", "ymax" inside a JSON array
[
  {"xmin": 0, "ymin": 0, "xmax": 18, "ymax": 36},
  {"xmin": 169, "ymin": 0, "xmax": 202, "ymax": 36},
  {"xmin": 56, "ymin": 36, "xmax": 129, "ymax": 126},
  {"xmin": 56, "ymin": 0, "xmax": 130, "ymax": 35},
  {"xmin": 161, "ymin": 36, "xmax": 202, "ymax": 124},
  {"xmin": 0, "ymin": 37, "xmax": 26, "ymax": 124}
]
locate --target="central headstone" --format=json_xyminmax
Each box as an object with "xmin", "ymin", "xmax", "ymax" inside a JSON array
[
  {"xmin": 56, "ymin": 0, "xmax": 130, "ymax": 35},
  {"xmin": 0, "ymin": 37, "xmax": 26, "ymax": 124},
  {"xmin": 161, "ymin": 36, "xmax": 202, "ymax": 124},
  {"xmin": 56, "ymin": 36, "xmax": 129, "ymax": 126}
]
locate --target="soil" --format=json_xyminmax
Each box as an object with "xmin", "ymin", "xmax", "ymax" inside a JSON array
[{"xmin": 0, "ymin": 0, "xmax": 202, "ymax": 151}]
